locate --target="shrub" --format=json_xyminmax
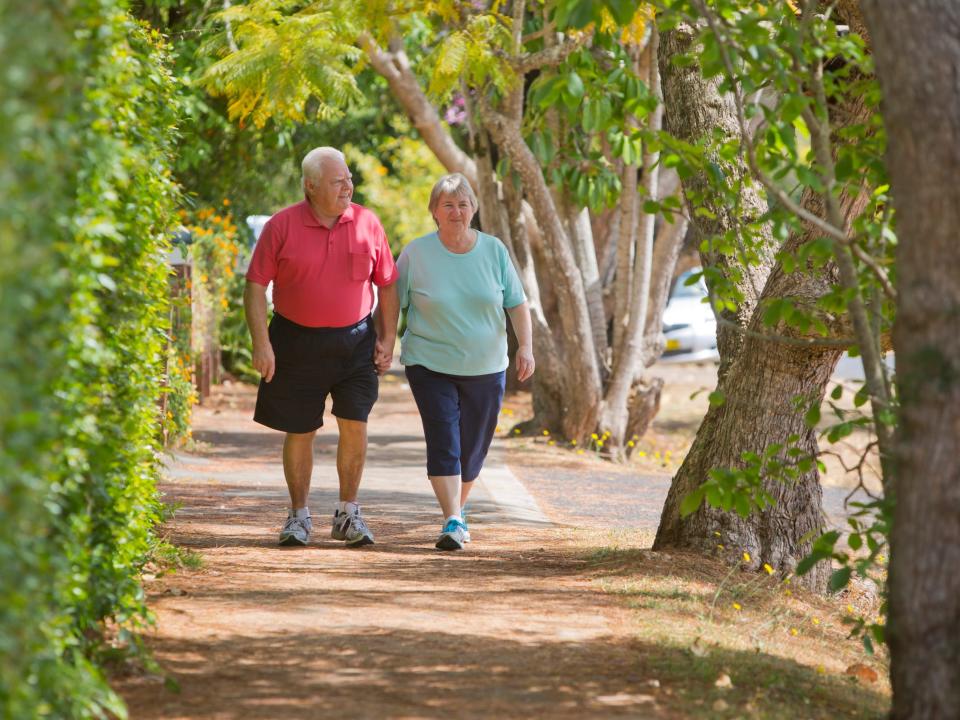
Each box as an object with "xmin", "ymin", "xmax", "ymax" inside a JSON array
[{"xmin": 0, "ymin": 2, "xmax": 180, "ymax": 716}]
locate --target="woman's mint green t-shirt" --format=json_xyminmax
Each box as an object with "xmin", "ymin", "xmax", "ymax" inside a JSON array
[{"xmin": 397, "ymin": 231, "xmax": 526, "ymax": 376}]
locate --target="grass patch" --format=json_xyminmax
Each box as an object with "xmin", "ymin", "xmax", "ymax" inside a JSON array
[{"xmin": 572, "ymin": 529, "xmax": 890, "ymax": 719}]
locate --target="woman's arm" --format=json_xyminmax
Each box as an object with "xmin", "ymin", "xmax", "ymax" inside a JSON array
[{"xmin": 506, "ymin": 301, "xmax": 535, "ymax": 382}]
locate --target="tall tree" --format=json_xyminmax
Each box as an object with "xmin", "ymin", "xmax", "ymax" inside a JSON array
[{"xmin": 861, "ymin": 2, "xmax": 960, "ymax": 717}]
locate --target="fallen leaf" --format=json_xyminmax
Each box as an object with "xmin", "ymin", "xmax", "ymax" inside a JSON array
[
  {"xmin": 690, "ymin": 637, "xmax": 709, "ymax": 657},
  {"xmin": 714, "ymin": 672, "xmax": 733, "ymax": 689},
  {"xmin": 845, "ymin": 663, "xmax": 879, "ymax": 683}
]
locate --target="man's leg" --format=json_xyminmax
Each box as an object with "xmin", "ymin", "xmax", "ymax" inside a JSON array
[
  {"xmin": 283, "ymin": 430, "xmax": 317, "ymax": 508},
  {"xmin": 331, "ymin": 416, "xmax": 375, "ymax": 547},
  {"xmin": 335, "ymin": 416, "xmax": 367, "ymax": 502},
  {"xmin": 279, "ymin": 430, "xmax": 316, "ymax": 546}
]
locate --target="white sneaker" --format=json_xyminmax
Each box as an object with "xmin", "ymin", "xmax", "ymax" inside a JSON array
[
  {"xmin": 331, "ymin": 507, "xmax": 375, "ymax": 547},
  {"xmin": 436, "ymin": 518, "xmax": 468, "ymax": 551},
  {"xmin": 279, "ymin": 513, "xmax": 311, "ymax": 546}
]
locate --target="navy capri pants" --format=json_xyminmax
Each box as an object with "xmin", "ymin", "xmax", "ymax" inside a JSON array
[{"xmin": 405, "ymin": 364, "xmax": 506, "ymax": 482}]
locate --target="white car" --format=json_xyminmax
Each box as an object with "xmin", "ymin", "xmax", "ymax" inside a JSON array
[
  {"xmin": 660, "ymin": 268, "xmax": 719, "ymax": 362},
  {"xmin": 246, "ymin": 214, "xmax": 274, "ymax": 304}
]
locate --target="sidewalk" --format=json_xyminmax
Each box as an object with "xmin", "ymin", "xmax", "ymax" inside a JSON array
[
  {"xmin": 115, "ymin": 372, "xmax": 668, "ymax": 719},
  {"xmin": 162, "ymin": 371, "xmax": 551, "ymax": 539}
]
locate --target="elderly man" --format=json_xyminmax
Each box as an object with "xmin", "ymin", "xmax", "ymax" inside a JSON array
[{"xmin": 244, "ymin": 147, "xmax": 399, "ymax": 548}]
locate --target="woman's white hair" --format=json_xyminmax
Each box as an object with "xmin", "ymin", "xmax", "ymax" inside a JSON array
[
  {"xmin": 301, "ymin": 147, "xmax": 345, "ymax": 192},
  {"xmin": 428, "ymin": 173, "xmax": 478, "ymax": 216}
]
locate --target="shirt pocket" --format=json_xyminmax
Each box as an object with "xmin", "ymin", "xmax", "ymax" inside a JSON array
[{"xmin": 349, "ymin": 236, "xmax": 373, "ymax": 281}]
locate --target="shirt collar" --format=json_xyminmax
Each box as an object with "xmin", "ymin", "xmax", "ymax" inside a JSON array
[{"xmin": 301, "ymin": 199, "xmax": 356, "ymax": 228}]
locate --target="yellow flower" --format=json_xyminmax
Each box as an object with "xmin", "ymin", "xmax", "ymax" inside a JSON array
[
  {"xmin": 876, "ymin": 554, "xmax": 886, "ymax": 564},
  {"xmin": 816, "ymin": 665, "xmax": 826, "ymax": 674},
  {"xmin": 789, "ymin": 628, "xmax": 799, "ymax": 636},
  {"xmin": 742, "ymin": 552, "xmax": 751, "ymax": 563},
  {"xmin": 846, "ymin": 604, "xmax": 855, "ymax": 614},
  {"xmin": 495, "ymin": 426, "xmax": 503, "ymax": 433},
  {"xmin": 812, "ymin": 617, "xmax": 820, "ymax": 625},
  {"xmin": 542, "ymin": 429, "xmax": 550, "ymax": 436},
  {"xmin": 714, "ymin": 531, "xmax": 722, "ymax": 537},
  {"xmin": 638, "ymin": 451, "xmax": 647, "ymax": 458},
  {"xmin": 627, "ymin": 441, "xmax": 635, "ymax": 447},
  {"xmin": 597, "ymin": 441, "xmax": 604, "ymax": 448},
  {"xmin": 784, "ymin": 589, "xmax": 792, "ymax": 597},
  {"xmin": 514, "ymin": 428, "xmax": 521, "ymax": 434},
  {"xmin": 763, "ymin": 563, "xmax": 774, "ymax": 575},
  {"xmin": 222, "ymin": 198, "xmax": 230, "ymax": 206},
  {"xmin": 591, "ymin": 433, "xmax": 599, "ymax": 440},
  {"xmin": 570, "ymin": 439, "xmax": 577, "ymax": 446},
  {"xmin": 717, "ymin": 543, "xmax": 725, "ymax": 550},
  {"xmin": 732, "ymin": 602, "xmax": 741, "ymax": 611},
  {"xmin": 548, "ymin": 440, "xmax": 555, "ymax": 446},
  {"xmin": 577, "ymin": 449, "xmax": 584, "ymax": 455}
]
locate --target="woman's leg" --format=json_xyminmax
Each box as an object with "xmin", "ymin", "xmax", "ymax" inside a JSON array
[
  {"xmin": 458, "ymin": 370, "xmax": 507, "ymax": 486},
  {"xmin": 429, "ymin": 474, "xmax": 462, "ymax": 519},
  {"xmin": 405, "ymin": 366, "xmax": 463, "ymax": 519}
]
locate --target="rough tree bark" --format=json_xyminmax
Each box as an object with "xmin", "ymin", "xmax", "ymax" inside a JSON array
[
  {"xmin": 653, "ymin": 7, "xmax": 873, "ymax": 591},
  {"xmin": 862, "ymin": 3, "xmax": 960, "ymax": 717}
]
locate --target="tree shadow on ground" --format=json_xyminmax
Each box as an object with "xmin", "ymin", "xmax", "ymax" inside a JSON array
[{"xmin": 115, "ymin": 625, "xmax": 887, "ymax": 720}]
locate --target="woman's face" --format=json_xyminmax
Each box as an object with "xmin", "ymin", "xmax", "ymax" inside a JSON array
[{"xmin": 433, "ymin": 192, "xmax": 476, "ymax": 235}]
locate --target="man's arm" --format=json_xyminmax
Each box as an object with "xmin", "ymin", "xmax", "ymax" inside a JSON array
[
  {"xmin": 243, "ymin": 280, "xmax": 275, "ymax": 382},
  {"xmin": 506, "ymin": 301, "xmax": 535, "ymax": 382},
  {"xmin": 373, "ymin": 281, "xmax": 399, "ymax": 375}
]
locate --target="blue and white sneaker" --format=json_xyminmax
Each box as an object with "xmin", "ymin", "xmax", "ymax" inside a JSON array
[
  {"xmin": 461, "ymin": 508, "xmax": 471, "ymax": 543},
  {"xmin": 436, "ymin": 517, "xmax": 469, "ymax": 551}
]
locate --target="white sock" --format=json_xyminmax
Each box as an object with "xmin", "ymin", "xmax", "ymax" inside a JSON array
[
  {"xmin": 293, "ymin": 507, "xmax": 311, "ymax": 520},
  {"xmin": 445, "ymin": 514, "xmax": 463, "ymax": 524},
  {"xmin": 339, "ymin": 501, "xmax": 359, "ymax": 515}
]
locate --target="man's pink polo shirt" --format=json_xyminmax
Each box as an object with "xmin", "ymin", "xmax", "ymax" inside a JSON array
[{"xmin": 246, "ymin": 201, "xmax": 398, "ymax": 328}]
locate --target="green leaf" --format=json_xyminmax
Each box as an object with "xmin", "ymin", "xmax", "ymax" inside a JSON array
[
  {"xmin": 829, "ymin": 567, "xmax": 853, "ymax": 592},
  {"xmin": 804, "ymin": 404, "xmax": 821, "ymax": 428},
  {"xmin": 708, "ymin": 391, "xmax": 726, "ymax": 407},
  {"xmin": 565, "ymin": 72, "xmax": 585, "ymax": 100},
  {"xmin": 680, "ymin": 487, "xmax": 707, "ymax": 518}
]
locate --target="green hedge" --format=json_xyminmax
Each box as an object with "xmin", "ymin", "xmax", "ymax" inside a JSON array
[{"xmin": 0, "ymin": 1, "xmax": 180, "ymax": 717}]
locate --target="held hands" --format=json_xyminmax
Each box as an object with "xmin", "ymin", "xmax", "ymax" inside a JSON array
[
  {"xmin": 515, "ymin": 346, "xmax": 535, "ymax": 382},
  {"xmin": 252, "ymin": 340, "xmax": 276, "ymax": 383},
  {"xmin": 373, "ymin": 336, "xmax": 395, "ymax": 376}
]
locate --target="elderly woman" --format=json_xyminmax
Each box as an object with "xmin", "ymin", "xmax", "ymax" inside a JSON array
[{"xmin": 397, "ymin": 173, "xmax": 534, "ymax": 550}]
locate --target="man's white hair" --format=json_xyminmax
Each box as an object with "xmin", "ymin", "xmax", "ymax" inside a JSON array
[{"xmin": 301, "ymin": 147, "xmax": 345, "ymax": 191}]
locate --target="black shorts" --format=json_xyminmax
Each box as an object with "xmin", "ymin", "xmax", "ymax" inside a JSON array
[{"xmin": 253, "ymin": 313, "xmax": 379, "ymax": 433}]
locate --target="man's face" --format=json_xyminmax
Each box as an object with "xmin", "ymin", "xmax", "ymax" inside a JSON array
[{"xmin": 307, "ymin": 158, "xmax": 353, "ymax": 216}]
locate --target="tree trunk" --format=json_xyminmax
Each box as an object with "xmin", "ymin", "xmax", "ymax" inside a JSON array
[
  {"xmin": 653, "ymin": 12, "xmax": 873, "ymax": 591},
  {"xmin": 479, "ymin": 99, "xmax": 602, "ymax": 441},
  {"xmin": 862, "ymin": 3, "xmax": 960, "ymax": 717},
  {"xmin": 658, "ymin": 23, "xmax": 777, "ymax": 383}
]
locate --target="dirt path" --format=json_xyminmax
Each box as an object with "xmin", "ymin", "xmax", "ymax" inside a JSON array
[{"xmin": 115, "ymin": 377, "xmax": 672, "ymax": 719}]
